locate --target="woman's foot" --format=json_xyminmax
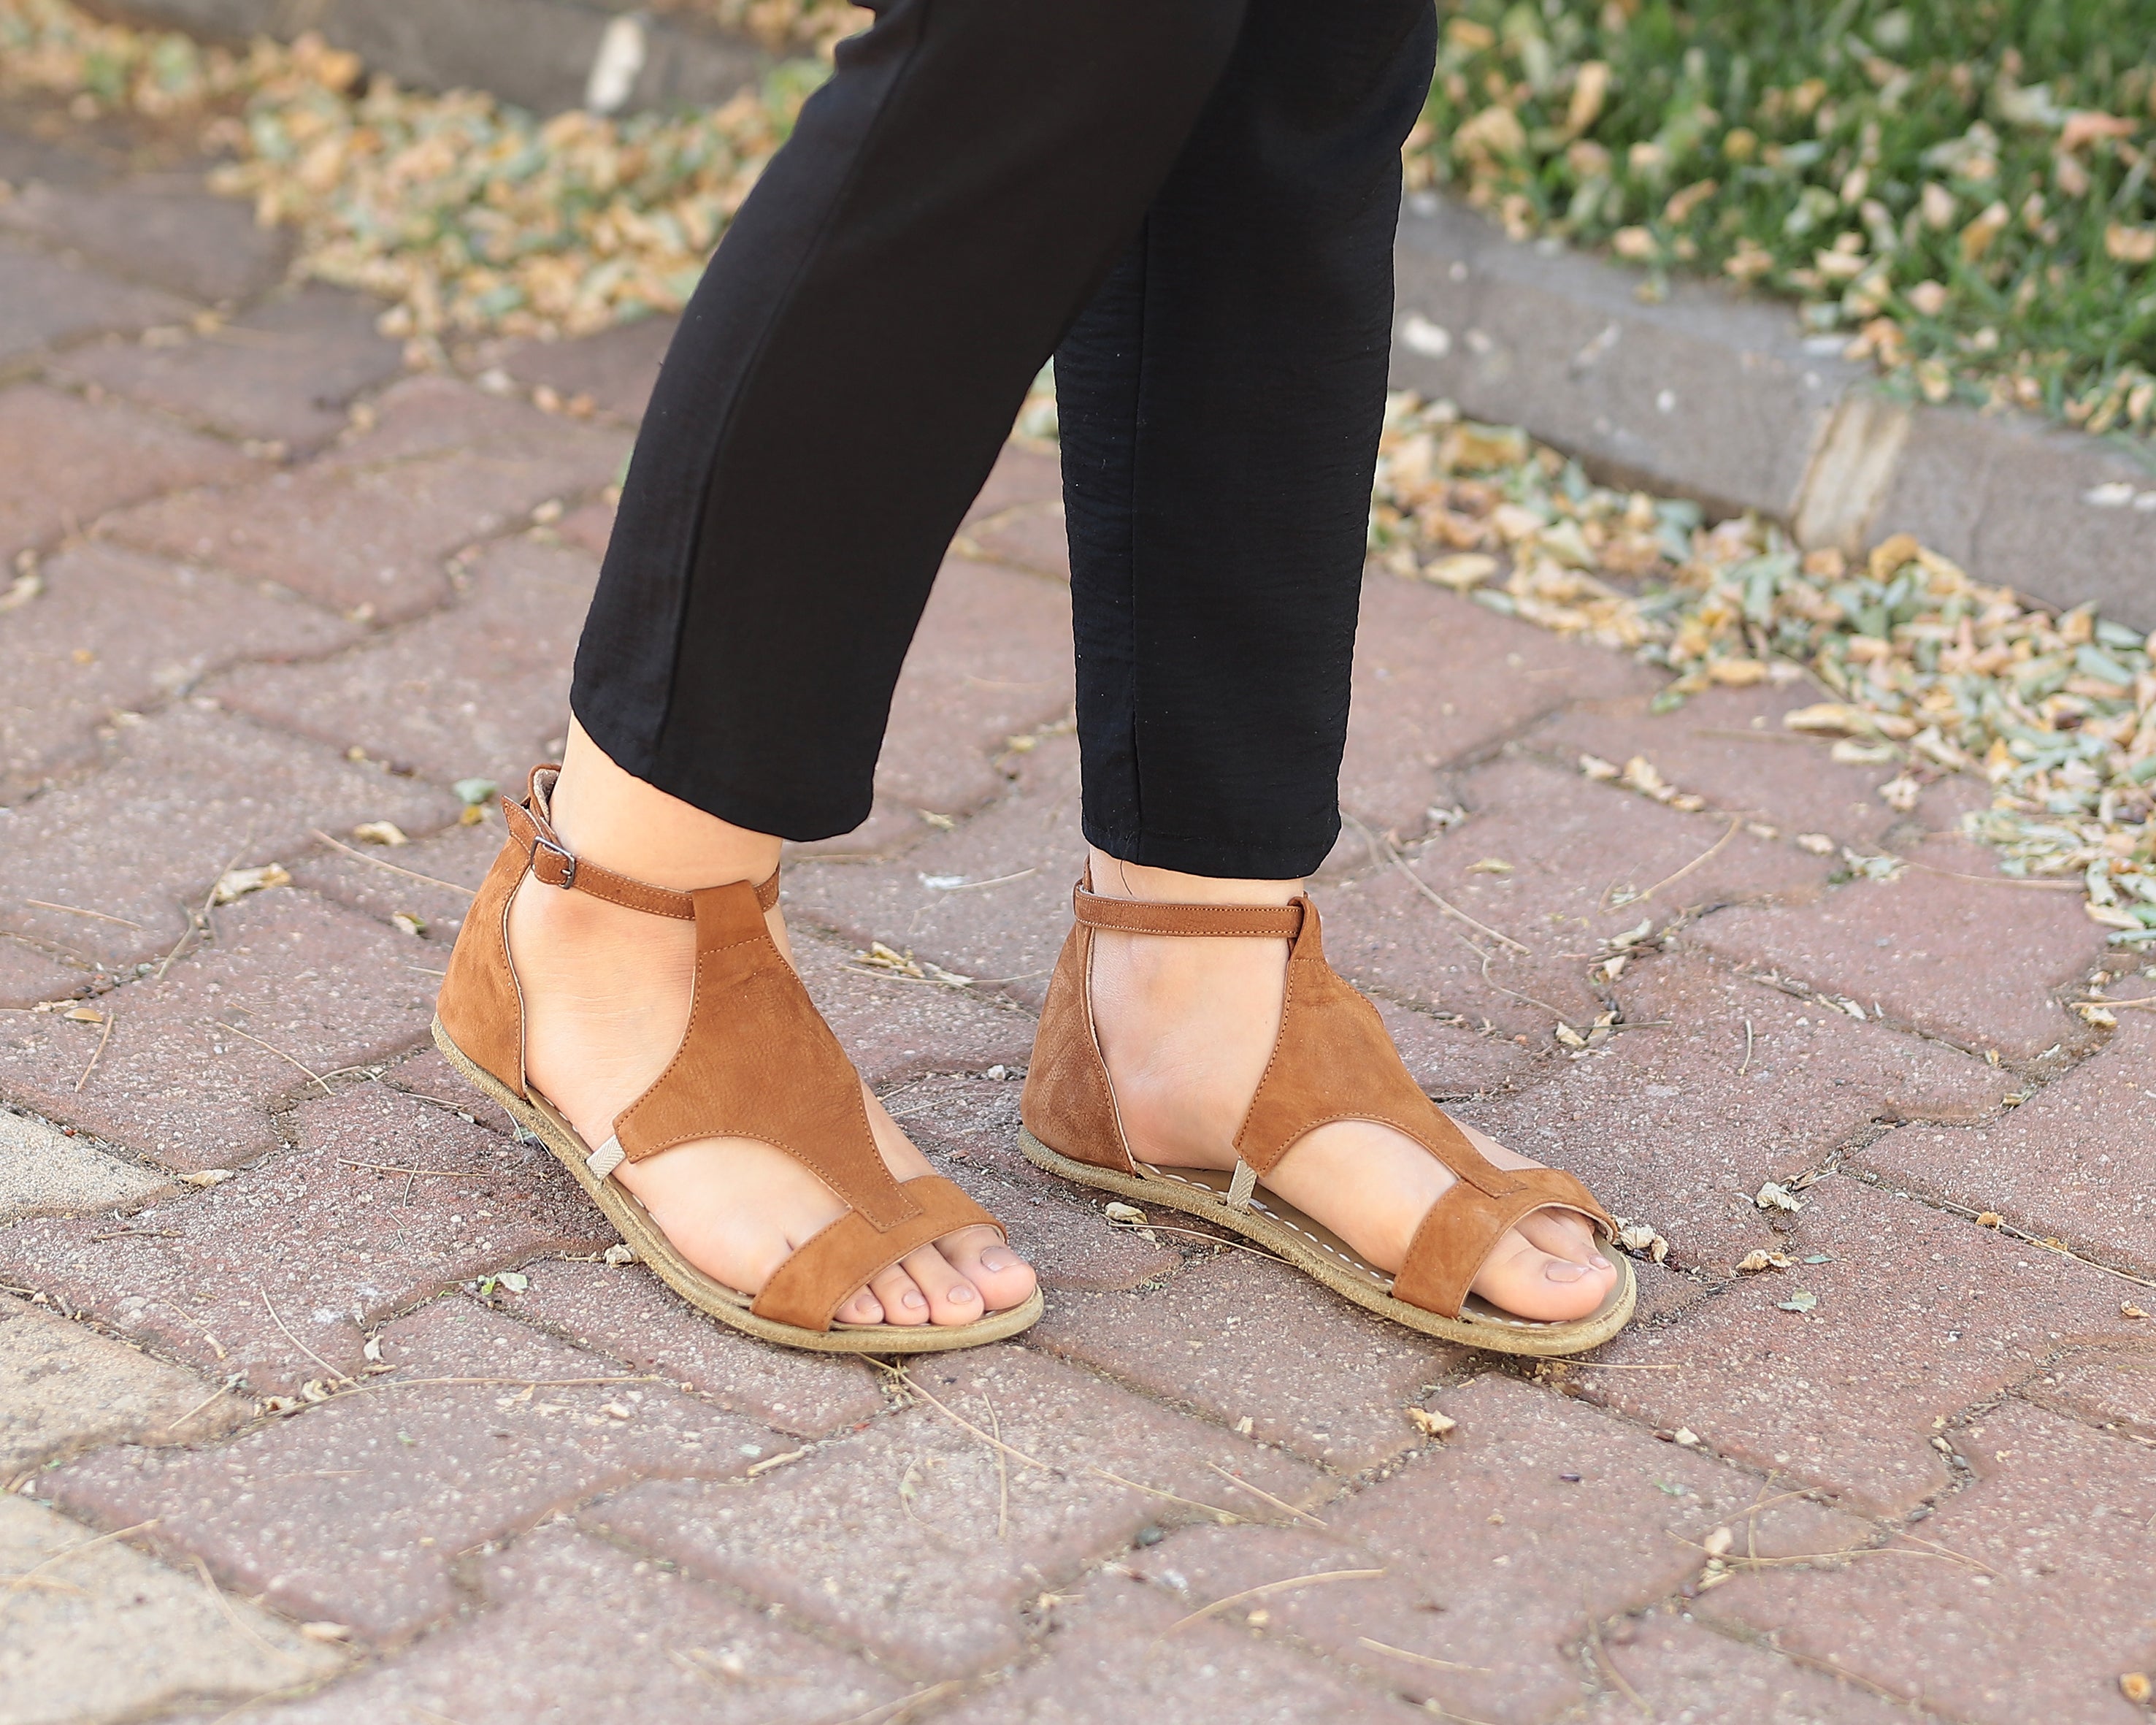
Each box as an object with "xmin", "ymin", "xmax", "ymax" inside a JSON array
[
  {"xmin": 508, "ymin": 724, "xmax": 1037, "ymax": 1329},
  {"xmin": 1083, "ymin": 850, "xmax": 1617, "ymax": 1323}
]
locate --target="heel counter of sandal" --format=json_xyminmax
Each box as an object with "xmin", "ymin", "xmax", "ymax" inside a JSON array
[
  {"xmin": 1020, "ymin": 922, "xmax": 1132, "ymax": 1172},
  {"xmin": 436, "ymin": 834, "xmax": 529, "ymax": 1091}
]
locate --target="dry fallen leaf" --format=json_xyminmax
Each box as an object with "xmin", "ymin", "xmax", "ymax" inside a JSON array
[
  {"xmin": 1102, "ymin": 1201, "xmax": 1148, "ymax": 1225},
  {"xmin": 1794, "ymin": 833, "xmax": 1835, "ymax": 855},
  {"xmin": 2122, "ymin": 1673, "xmax": 2153, "ymax": 1705},
  {"xmin": 1700, "ymin": 1525, "xmax": 1733, "ymax": 1557},
  {"xmin": 211, "ymin": 862, "xmax": 291, "ymax": 904},
  {"xmin": 351, "ymin": 822, "xmax": 408, "ymax": 847},
  {"xmin": 182, "ymin": 1169, "xmax": 234, "ymax": 1187},
  {"xmin": 2122, "ymin": 1303, "xmax": 2149, "ymax": 1320},
  {"xmin": 1975, "ymin": 1211, "xmax": 2005, "ymax": 1228},
  {"xmin": 1408, "ymin": 1407, "xmax": 1458, "ymax": 1439},
  {"xmin": 1754, "ymin": 1182, "xmax": 1806, "ymax": 1213},
  {"xmin": 1735, "ymin": 1249, "xmax": 1793, "ymax": 1272}
]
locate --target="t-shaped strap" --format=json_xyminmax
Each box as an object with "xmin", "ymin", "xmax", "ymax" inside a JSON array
[{"xmin": 505, "ymin": 764, "xmax": 780, "ymax": 920}]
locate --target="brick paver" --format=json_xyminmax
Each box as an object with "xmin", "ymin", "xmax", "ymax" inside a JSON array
[
  {"xmin": 0, "ymin": 936, "xmax": 88, "ymax": 1011},
  {"xmin": 1029, "ymin": 1248, "xmax": 1470, "ymax": 1471},
  {"xmin": 935, "ymin": 1568, "xmax": 1427, "ymax": 1724},
  {"xmin": 1526, "ymin": 679, "xmax": 1979, "ymax": 851},
  {"xmin": 0, "ymin": 1291, "xmax": 249, "ymax": 1472},
  {"xmin": 54, "ymin": 282, "xmax": 404, "ymax": 452},
  {"xmin": 1860, "ymin": 1014, "xmax": 2156, "ymax": 1277},
  {"xmin": 1336, "ymin": 576, "xmax": 1664, "ymax": 849},
  {"xmin": 0, "ymin": 168, "xmax": 294, "ymax": 304},
  {"xmin": 1451, "ymin": 952, "xmax": 2013, "ymax": 1269},
  {"xmin": 1706, "ymin": 1398, "xmax": 2156, "ymax": 1724},
  {"xmin": 1324, "ymin": 755, "xmax": 1833, "ymax": 1036},
  {"xmin": 211, "ymin": 535, "xmax": 596, "ymax": 793},
  {"xmin": 48, "ymin": 1296, "xmax": 767, "ymax": 1643},
  {"xmin": 0, "ymin": 1079, "xmax": 612, "ymax": 1393},
  {"xmin": 1571, "ymin": 1174, "xmax": 2139, "ymax": 1515},
  {"xmin": 1583, "ymin": 1613, "xmax": 1916, "ymax": 1724},
  {"xmin": 0, "ymin": 704, "xmax": 456, "ymax": 971},
  {"xmin": 505, "ymin": 1257, "xmax": 889, "ymax": 1435},
  {"xmin": 227, "ymin": 1521, "xmax": 907, "ymax": 1725},
  {"xmin": 2026, "ymin": 1347, "xmax": 2156, "ymax": 1439},
  {"xmin": 2, "ymin": 112, "xmax": 2147, "ymax": 1718},
  {"xmin": 0, "ymin": 885, "xmax": 442, "ymax": 1170},
  {"xmin": 0, "ymin": 381, "xmax": 259, "ymax": 567},
  {"xmin": 584, "ymin": 1342, "xmax": 1321, "ymax": 1679},
  {"xmin": 1124, "ymin": 1373, "xmax": 1871, "ymax": 1725},
  {"xmin": 0, "ymin": 232, "xmax": 194, "ymax": 363},
  {"xmin": 0, "ymin": 1495, "xmax": 345, "ymax": 1720},
  {"xmin": 107, "ymin": 375, "xmax": 629, "ymax": 622},
  {"xmin": 1, "ymin": 540, "xmax": 356, "ymax": 801},
  {"xmin": 0, "ymin": 1106, "xmax": 169, "ymax": 1223},
  {"xmin": 1692, "ymin": 835, "xmax": 2108, "ymax": 1060}
]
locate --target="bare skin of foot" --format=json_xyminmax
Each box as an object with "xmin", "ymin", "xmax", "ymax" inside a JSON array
[
  {"xmin": 1084, "ymin": 849, "xmax": 1619, "ymax": 1323},
  {"xmin": 508, "ymin": 720, "xmax": 1037, "ymax": 1328}
]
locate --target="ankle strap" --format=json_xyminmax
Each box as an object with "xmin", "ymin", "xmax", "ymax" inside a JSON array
[
  {"xmin": 1073, "ymin": 882, "xmax": 1304, "ymax": 938},
  {"xmin": 505, "ymin": 765, "xmax": 780, "ymax": 920}
]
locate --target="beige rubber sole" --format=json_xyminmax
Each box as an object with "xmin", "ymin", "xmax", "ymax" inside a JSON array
[
  {"xmin": 1018, "ymin": 1128, "xmax": 1634, "ymax": 1358},
  {"xmin": 432, "ymin": 1018, "xmax": 1043, "ymax": 1355}
]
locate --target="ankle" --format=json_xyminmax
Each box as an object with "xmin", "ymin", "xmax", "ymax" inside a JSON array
[
  {"xmin": 1086, "ymin": 846, "xmax": 1301, "ymax": 908},
  {"xmin": 552, "ymin": 719, "xmax": 782, "ymax": 891}
]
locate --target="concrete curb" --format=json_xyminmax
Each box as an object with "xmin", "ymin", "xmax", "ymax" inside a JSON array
[
  {"xmin": 1391, "ymin": 194, "xmax": 2156, "ymax": 628},
  {"xmin": 93, "ymin": 0, "xmax": 2156, "ymax": 626},
  {"xmin": 88, "ymin": 0, "xmax": 771, "ymax": 117}
]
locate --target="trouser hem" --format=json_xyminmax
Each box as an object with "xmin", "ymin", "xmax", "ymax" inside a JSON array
[
  {"xmin": 576, "ymin": 707, "xmax": 871, "ymax": 844},
  {"xmin": 1081, "ymin": 813, "xmax": 1340, "ymax": 881}
]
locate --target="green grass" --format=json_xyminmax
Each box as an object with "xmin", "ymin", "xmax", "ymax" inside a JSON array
[{"xmin": 1411, "ymin": 0, "xmax": 2156, "ymax": 440}]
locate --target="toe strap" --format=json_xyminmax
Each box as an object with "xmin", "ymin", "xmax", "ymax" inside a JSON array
[
  {"xmin": 1391, "ymin": 1167, "xmax": 1611, "ymax": 1320},
  {"xmin": 751, "ymin": 1174, "xmax": 1002, "ymax": 1331}
]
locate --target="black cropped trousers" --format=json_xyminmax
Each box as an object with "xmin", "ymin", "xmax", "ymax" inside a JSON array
[{"xmin": 571, "ymin": 0, "xmax": 1437, "ymax": 878}]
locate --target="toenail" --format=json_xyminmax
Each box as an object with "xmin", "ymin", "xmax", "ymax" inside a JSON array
[
  {"xmin": 902, "ymin": 1289, "xmax": 927, "ymax": 1309},
  {"xmin": 1544, "ymin": 1259, "xmax": 1591, "ymax": 1283},
  {"xmin": 980, "ymin": 1248, "xmax": 1014, "ymax": 1271},
  {"xmin": 949, "ymin": 1282, "xmax": 978, "ymax": 1301}
]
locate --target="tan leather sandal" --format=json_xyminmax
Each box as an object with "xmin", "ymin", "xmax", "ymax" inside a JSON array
[
  {"xmin": 431, "ymin": 766, "xmax": 1043, "ymax": 1354},
  {"xmin": 1018, "ymin": 878, "xmax": 1634, "ymax": 1356}
]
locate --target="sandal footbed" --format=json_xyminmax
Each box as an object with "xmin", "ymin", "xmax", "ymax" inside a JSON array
[
  {"xmin": 434, "ymin": 1018, "xmax": 1043, "ymax": 1355},
  {"xmin": 1018, "ymin": 1128, "xmax": 1634, "ymax": 1358}
]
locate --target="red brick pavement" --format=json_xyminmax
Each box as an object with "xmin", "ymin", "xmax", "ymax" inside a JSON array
[{"xmin": 5, "ymin": 118, "xmax": 2152, "ymax": 1724}]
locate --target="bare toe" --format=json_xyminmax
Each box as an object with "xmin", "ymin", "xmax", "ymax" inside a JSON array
[
  {"xmin": 869, "ymin": 1261, "xmax": 932, "ymax": 1326},
  {"xmin": 1517, "ymin": 1205, "xmax": 1603, "ymax": 1268},
  {"xmin": 834, "ymin": 1287, "xmax": 884, "ymax": 1326},
  {"xmin": 1471, "ymin": 1226, "xmax": 1618, "ymax": 1322},
  {"xmin": 937, "ymin": 1224, "xmax": 1037, "ymax": 1314},
  {"xmin": 898, "ymin": 1244, "xmax": 984, "ymax": 1326}
]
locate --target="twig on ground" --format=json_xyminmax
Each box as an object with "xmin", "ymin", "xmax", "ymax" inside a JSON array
[
  {"xmin": 309, "ymin": 827, "xmax": 476, "ymax": 895},
  {"xmin": 1205, "ymin": 1461, "xmax": 1328, "ymax": 1529},
  {"xmin": 1738, "ymin": 1017, "xmax": 1754, "ymax": 1077},
  {"xmin": 890, "ymin": 1366, "xmax": 1056, "ymax": 1474},
  {"xmin": 1632, "ymin": 816, "xmax": 1741, "ymax": 906},
  {"xmin": 1355, "ymin": 1637, "xmax": 1492, "ymax": 1675},
  {"xmin": 1584, "ymin": 1596, "xmax": 1650, "ymax": 1715},
  {"xmin": 983, "ymin": 1393, "xmax": 1009, "ymax": 1543},
  {"xmin": 193, "ymin": 1556, "xmax": 311, "ymax": 1666},
  {"xmin": 212, "ymin": 1022, "xmax": 331, "ymax": 1095},
  {"xmin": 23, "ymin": 900, "xmax": 143, "ymax": 929},
  {"xmin": 1352, "ymin": 817, "xmax": 1530, "ymax": 956},
  {"xmin": 2, "ymin": 1521, "xmax": 159, "ymax": 1597},
  {"xmin": 73, "ymin": 1006, "xmax": 114, "ymax": 1093},
  {"xmin": 256, "ymin": 1285, "xmax": 350, "ymax": 1386},
  {"xmin": 335, "ymin": 1158, "xmax": 491, "ymax": 1178},
  {"xmin": 1162, "ymin": 1567, "xmax": 1384, "ymax": 1634}
]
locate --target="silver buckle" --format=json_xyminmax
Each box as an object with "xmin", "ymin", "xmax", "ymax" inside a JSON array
[{"xmin": 530, "ymin": 832, "xmax": 578, "ymax": 890}]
